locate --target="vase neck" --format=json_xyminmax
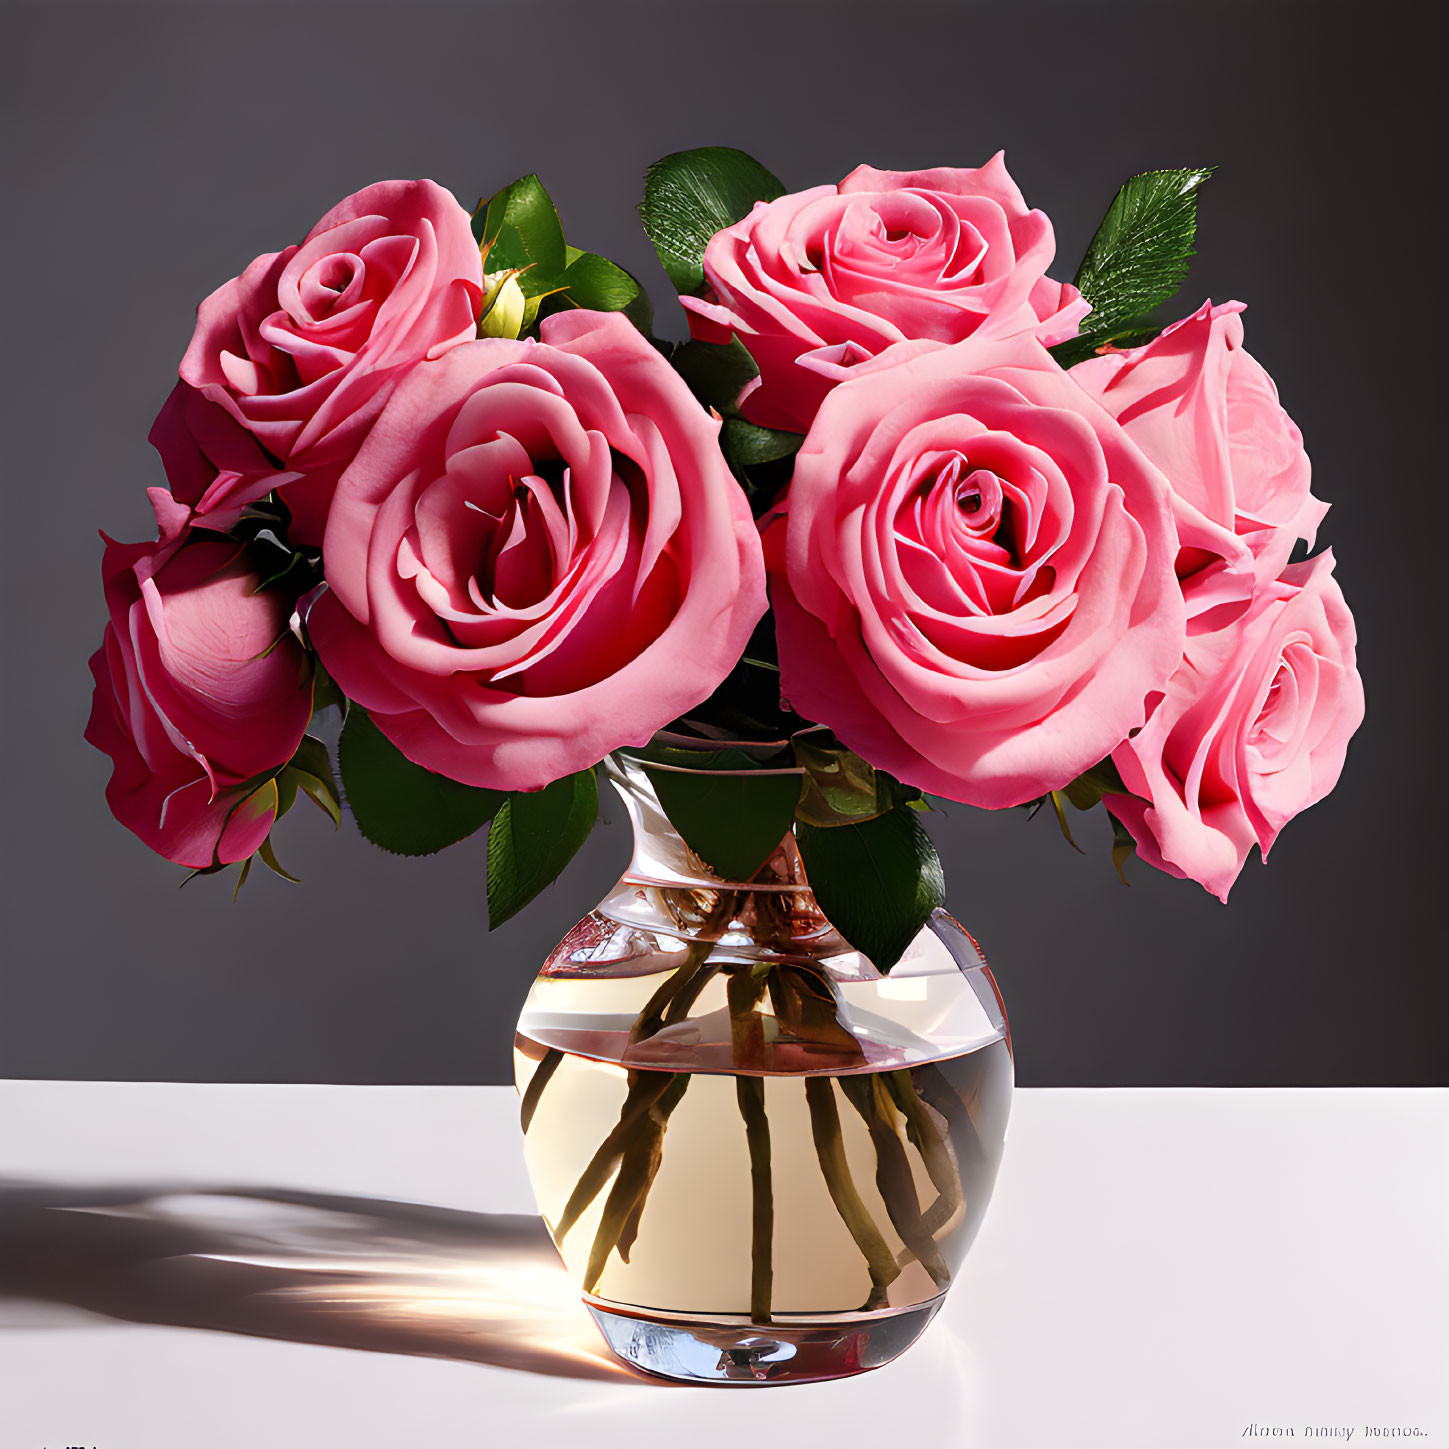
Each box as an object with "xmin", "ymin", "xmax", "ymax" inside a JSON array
[{"xmin": 606, "ymin": 752, "xmax": 807, "ymax": 892}]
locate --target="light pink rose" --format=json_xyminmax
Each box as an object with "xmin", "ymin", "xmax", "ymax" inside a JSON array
[
  {"xmin": 767, "ymin": 333, "xmax": 1198, "ymax": 808},
  {"xmin": 1106, "ymin": 551, "xmax": 1364, "ymax": 901},
  {"xmin": 85, "ymin": 497, "xmax": 315, "ymax": 868},
  {"xmin": 306, "ymin": 311, "xmax": 767, "ymax": 791},
  {"xmin": 179, "ymin": 179, "xmax": 484, "ymax": 544},
  {"xmin": 683, "ymin": 153, "xmax": 1089, "ymax": 434},
  {"xmin": 1072, "ymin": 300, "xmax": 1327, "ymax": 596}
]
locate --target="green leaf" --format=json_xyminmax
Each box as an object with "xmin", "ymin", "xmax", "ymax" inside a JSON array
[
  {"xmin": 338, "ymin": 708, "xmax": 505, "ymax": 856},
  {"xmin": 641, "ymin": 147, "xmax": 784, "ymax": 294},
  {"xmin": 486, "ymin": 770, "xmax": 599, "ymax": 927},
  {"xmin": 721, "ymin": 417, "xmax": 804, "ymax": 469},
  {"xmin": 1110, "ymin": 813, "xmax": 1137, "ymax": 886},
  {"xmin": 671, "ymin": 336, "xmax": 759, "ymax": 415},
  {"xmin": 284, "ymin": 735, "xmax": 342, "ymax": 828},
  {"xmin": 794, "ymin": 735, "xmax": 890, "ymax": 826},
  {"xmin": 474, "ymin": 173, "xmax": 567, "ymax": 277},
  {"xmin": 1052, "ymin": 167, "xmax": 1214, "ymax": 368},
  {"xmin": 639, "ymin": 748, "xmax": 802, "ymax": 882},
  {"xmin": 258, "ymin": 834, "xmax": 301, "ymax": 885},
  {"xmin": 1060, "ymin": 757, "xmax": 1130, "ymax": 813},
  {"xmin": 1049, "ymin": 792, "xmax": 1085, "ymax": 854},
  {"xmin": 622, "ymin": 282, "xmax": 654, "ymax": 337},
  {"xmin": 558, "ymin": 251, "xmax": 640, "ymax": 311},
  {"xmin": 797, "ymin": 807, "xmax": 946, "ymax": 974}
]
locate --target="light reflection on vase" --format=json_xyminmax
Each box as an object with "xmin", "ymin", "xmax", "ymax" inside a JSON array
[{"xmin": 514, "ymin": 751, "xmax": 1012, "ymax": 1384}]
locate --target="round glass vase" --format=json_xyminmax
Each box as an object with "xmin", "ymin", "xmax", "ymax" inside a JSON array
[{"xmin": 513, "ymin": 750, "xmax": 1013, "ymax": 1385}]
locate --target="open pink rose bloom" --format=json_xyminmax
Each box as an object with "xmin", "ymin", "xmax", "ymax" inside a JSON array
[
  {"xmin": 307, "ymin": 311, "xmax": 767, "ymax": 791},
  {"xmin": 684, "ymin": 155, "xmax": 1089, "ymax": 433}
]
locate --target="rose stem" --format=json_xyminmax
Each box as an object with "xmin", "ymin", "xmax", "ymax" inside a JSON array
[
  {"xmin": 728, "ymin": 965, "xmax": 775, "ymax": 1322},
  {"xmin": 803, "ymin": 1076, "xmax": 900, "ymax": 1310},
  {"xmin": 581, "ymin": 1073, "xmax": 690, "ymax": 1293},
  {"xmin": 883, "ymin": 1070, "xmax": 963, "ymax": 1236},
  {"xmin": 736, "ymin": 1076, "xmax": 774, "ymax": 1323},
  {"xmin": 913, "ymin": 1060, "xmax": 992, "ymax": 1183},
  {"xmin": 519, "ymin": 1048, "xmax": 563, "ymax": 1134},
  {"xmin": 554, "ymin": 1070, "xmax": 681, "ymax": 1240},
  {"xmin": 838, "ymin": 1074, "xmax": 950, "ymax": 1288},
  {"xmin": 628, "ymin": 889, "xmax": 743, "ymax": 1046}
]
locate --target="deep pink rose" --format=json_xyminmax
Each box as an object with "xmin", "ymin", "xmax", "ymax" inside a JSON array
[
  {"xmin": 1106, "ymin": 552, "xmax": 1364, "ymax": 901},
  {"xmin": 1072, "ymin": 300, "xmax": 1327, "ymax": 593},
  {"xmin": 148, "ymin": 381, "xmax": 302, "ymax": 534},
  {"xmin": 179, "ymin": 179, "xmax": 484, "ymax": 544},
  {"xmin": 306, "ymin": 311, "xmax": 767, "ymax": 790},
  {"xmin": 85, "ymin": 498, "xmax": 315, "ymax": 868},
  {"xmin": 683, "ymin": 154, "xmax": 1089, "ymax": 434},
  {"xmin": 767, "ymin": 333, "xmax": 1202, "ymax": 808}
]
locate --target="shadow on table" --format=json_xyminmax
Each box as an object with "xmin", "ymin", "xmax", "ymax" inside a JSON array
[{"xmin": 0, "ymin": 1179, "xmax": 642, "ymax": 1383}]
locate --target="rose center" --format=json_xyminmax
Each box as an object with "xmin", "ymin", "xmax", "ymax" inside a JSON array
[{"xmin": 950, "ymin": 465, "xmax": 1005, "ymax": 538}]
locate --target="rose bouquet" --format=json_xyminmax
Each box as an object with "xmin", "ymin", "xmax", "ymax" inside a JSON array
[
  {"xmin": 89, "ymin": 148, "xmax": 1362, "ymax": 923},
  {"xmin": 85, "ymin": 147, "xmax": 1365, "ymax": 1382}
]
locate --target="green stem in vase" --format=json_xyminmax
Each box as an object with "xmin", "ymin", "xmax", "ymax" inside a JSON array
[
  {"xmin": 735, "ymin": 1074, "xmax": 774, "ymax": 1322},
  {"xmin": 628, "ymin": 889, "xmax": 742, "ymax": 1046},
  {"xmin": 554, "ymin": 1069, "xmax": 685, "ymax": 1240},
  {"xmin": 883, "ymin": 1069, "xmax": 964, "ymax": 1236},
  {"xmin": 803, "ymin": 1076, "xmax": 900, "ymax": 1310},
  {"xmin": 582, "ymin": 1072, "xmax": 690, "ymax": 1293},
  {"xmin": 838, "ymin": 1074, "xmax": 950, "ymax": 1288},
  {"xmin": 519, "ymin": 1047, "xmax": 563, "ymax": 1134},
  {"xmin": 728, "ymin": 963, "xmax": 775, "ymax": 1321}
]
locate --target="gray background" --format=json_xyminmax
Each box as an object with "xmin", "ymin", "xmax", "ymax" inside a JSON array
[{"xmin": 3, "ymin": 0, "xmax": 1443, "ymax": 1087}]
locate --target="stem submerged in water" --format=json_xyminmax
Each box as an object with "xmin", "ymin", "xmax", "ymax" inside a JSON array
[
  {"xmin": 804, "ymin": 1075, "xmax": 900, "ymax": 1310},
  {"xmin": 735, "ymin": 1074, "xmax": 774, "ymax": 1322},
  {"xmin": 582, "ymin": 1072, "xmax": 690, "ymax": 1293},
  {"xmin": 839, "ymin": 1074, "xmax": 950, "ymax": 1288},
  {"xmin": 519, "ymin": 1047, "xmax": 563, "ymax": 1134}
]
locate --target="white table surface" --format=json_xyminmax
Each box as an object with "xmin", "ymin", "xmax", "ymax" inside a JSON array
[{"xmin": 0, "ymin": 1081, "xmax": 1444, "ymax": 1449}]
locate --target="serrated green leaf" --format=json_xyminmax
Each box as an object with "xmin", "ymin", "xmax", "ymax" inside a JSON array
[
  {"xmin": 641, "ymin": 147, "xmax": 784, "ymax": 294},
  {"xmin": 640, "ymin": 750, "xmax": 802, "ymax": 882},
  {"xmin": 1052, "ymin": 167, "xmax": 1213, "ymax": 367},
  {"xmin": 671, "ymin": 336, "xmax": 759, "ymax": 415},
  {"xmin": 486, "ymin": 770, "xmax": 598, "ymax": 927},
  {"xmin": 338, "ymin": 708, "xmax": 505, "ymax": 856},
  {"xmin": 721, "ymin": 416, "xmax": 803, "ymax": 469},
  {"xmin": 796, "ymin": 807, "xmax": 945, "ymax": 974}
]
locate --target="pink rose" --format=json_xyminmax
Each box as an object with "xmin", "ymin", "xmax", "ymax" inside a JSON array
[
  {"xmin": 148, "ymin": 381, "xmax": 302, "ymax": 534},
  {"xmin": 683, "ymin": 153, "xmax": 1089, "ymax": 434},
  {"xmin": 767, "ymin": 333, "xmax": 1195, "ymax": 808},
  {"xmin": 1106, "ymin": 552, "xmax": 1364, "ymax": 901},
  {"xmin": 179, "ymin": 179, "xmax": 484, "ymax": 544},
  {"xmin": 1072, "ymin": 300, "xmax": 1327, "ymax": 594},
  {"xmin": 306, "ymin": 310, "xmax": 767, "ymax": 790},
  {"xmin": 85, "ymin": 498, "xmax": 315, "ymax": 868}
]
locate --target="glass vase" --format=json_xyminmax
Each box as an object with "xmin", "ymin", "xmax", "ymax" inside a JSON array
[{"xmin": 514, "ymin": 750, "xmax": 1013, "ymax": 1385}]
